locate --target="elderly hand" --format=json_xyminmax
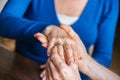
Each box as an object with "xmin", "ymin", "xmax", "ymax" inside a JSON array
[
  {"xmin": 35, "ymin": 25, "xmax": 89, "ymax": 72},
  {"xmin": 34, "ymin": 25, "xmax": 75, "ymax": 64},
  {"xmin": 34, "ymin": 25, "xmax": 89, "ymax": 79},
  {"xmin": 60, "ymin": 25, "xmax": 89, "ymax": 73},
  {"xmin": 45, "ymin": 46, "xmax": 81, "ymax": 80},
  {"xmin": 34, "ymin": 25, "xmax": 77, "ymax": 79}
]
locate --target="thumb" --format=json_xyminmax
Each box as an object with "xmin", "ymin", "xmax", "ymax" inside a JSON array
[
  {"xmin": 60, "ymin": 24, "xmax": 79, "ymax": 41},
  {"xmin": 60, "ymin": 24, "xmax": 70, "ymax": 33},
  {"xmin": 34, "ymin": 32, "xmax": 48, "ymax": 48}
]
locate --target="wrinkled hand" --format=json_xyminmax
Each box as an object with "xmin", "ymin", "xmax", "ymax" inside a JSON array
[
  {"xmin": 34, "ymin": 25, "xmax": 77, "ymax": 80},
  {"xmin": 34, "ymin": 25, "xmax": 75, "ymax": 64},
  {"xmin": 45, "ymin": 46, "xmax": 81, "ymax": 80},
  {"xmin": 60, "ymin": 25, "xmax": 89, "ymax": 73},
  {"xmin": 34, "ymin": 25, "xmax": 89, "ymax": 79}
]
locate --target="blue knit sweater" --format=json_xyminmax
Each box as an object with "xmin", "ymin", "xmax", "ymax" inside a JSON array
[{"xmin": 0, "ymin": 0, "xmax": 119, "ymax": 72}]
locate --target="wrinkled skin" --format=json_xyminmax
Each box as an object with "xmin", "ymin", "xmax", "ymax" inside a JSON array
[
  {"xmin": 34, "ymin": 25, "xmax": 89, "ymax": 80},
  {"xmin": 45, "ymin": 46, "xmax": 81, "ymax": 80}
]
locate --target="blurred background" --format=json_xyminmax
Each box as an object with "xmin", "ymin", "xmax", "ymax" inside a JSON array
[{"xmin": 0, "ymin": 0, "xmax": 120, "ymax": 75}]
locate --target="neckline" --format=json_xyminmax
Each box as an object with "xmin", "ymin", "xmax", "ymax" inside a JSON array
[
  {"xmin": 52, "ymin": 0, "xmax": 90, "ymax": 26},
  {"xmin": 57, "ymin": 13, "xmax": 79, "ymax": 25},
  {"xmin": 57, "ymin": 13, "xmax": 79, "ymax": 18}
]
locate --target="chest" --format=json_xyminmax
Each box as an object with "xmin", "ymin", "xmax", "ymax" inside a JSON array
[{"xmin": 55, "ymin": 0, "xmax": 88, "ymax": 17}]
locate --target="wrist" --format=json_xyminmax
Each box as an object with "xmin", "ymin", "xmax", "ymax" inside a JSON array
[
  {"xmin": 84, "ymin": 56, "xmax": 95, "ymax": 76},
  {"xmin": 77, "ymin": 54, "xmax": 96, "ymax": 78},
  {"xmin": 83, "ymin": 56, "xmax": 102, "ymax": 80},
  {"xmin": 83, "ymin": 55, "xmax": 92, "ymax": 74},
  {"xmin": 77, "ymin": 54, "xmax": 90, "ymax": 74}
]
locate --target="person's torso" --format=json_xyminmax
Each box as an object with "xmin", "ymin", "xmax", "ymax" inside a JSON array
[{"xmin": 17, "ymin": 0, "xmax": 104, "ymax": 63}]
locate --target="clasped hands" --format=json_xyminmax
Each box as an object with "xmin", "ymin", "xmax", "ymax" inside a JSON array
[{"xmin": 34, "ymin": 25, "xmax": 89, "ymax": 80}]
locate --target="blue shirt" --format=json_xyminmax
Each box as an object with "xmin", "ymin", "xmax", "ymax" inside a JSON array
[{"xmin": 0, "ymin": 0, "xmax": 119, "ymax": 76}]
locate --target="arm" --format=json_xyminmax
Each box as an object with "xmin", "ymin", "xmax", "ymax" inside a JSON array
[
  {"xmin": 61, "ymin": 25, "xmax": 120, "ymax": 80},
  {"xmin": 92, "ymin": 0, "xmax": 119, "ymax": 67},
  {"xmin": 36, "ymin": 25, "xmax": 120, "ymax": 80},
  {"xmin": 0, "ymin": 0, "xmax": 50, "ymax": 42},
  {"xmin": 46, "ymin": 46, "xmax": 81, "ymax": 80},
  {"xmin": 85, "ymin": 55, "xmax": 120, "ymax": 80}
]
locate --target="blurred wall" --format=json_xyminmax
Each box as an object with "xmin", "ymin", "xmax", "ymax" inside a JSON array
[{"xmin": 0, "ymin": 0, "xmax": 7, "ymax": 12}]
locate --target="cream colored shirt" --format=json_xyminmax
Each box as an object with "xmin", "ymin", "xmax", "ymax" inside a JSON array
[{"xmin": 57, "ymin": 13, "xmax": 79, "ymax": 25}]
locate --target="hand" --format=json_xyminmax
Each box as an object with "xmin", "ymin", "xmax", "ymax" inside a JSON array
[
  {"xmin": 34, "ymin": 25, "xmax": 75, "ymax": 64},
  {"xmin": 39, "ymin": 64, "xmax": 46, "ymax": 80},
  {"xmin": 34, "ymin": 25, "xmax": 77, "ymax": 80},
  {"xmin": 60, "ymin": 24, "xmax": 89, "ymax": 73},
  {"xmin": 46, "ymin": 46, "xmax": 81, "ymax": 80},
  {"xmin": 35, "ymin": 24, "xmax": 89, "ymax": 74}
]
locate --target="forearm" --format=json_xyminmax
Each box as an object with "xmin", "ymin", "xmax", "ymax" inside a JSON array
[
  {"xmin": 0, "ymin": 13, "xmax": 50, "ymax": 42},
  {"xmin": 83, "ymin": 56, "xmax": 120, "ymax": 80}
]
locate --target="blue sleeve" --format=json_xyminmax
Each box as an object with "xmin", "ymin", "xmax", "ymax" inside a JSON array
[
  {"xmin": 0, "ymin": 0, "xmax": 50, "ymax": 42},
  {"xmin": 92, "ymin": 0, "xmax": 119, "ymax": 68},
  {"xmin": 2, "ymin": 0, "xmax": 31, "ymax": 17}
]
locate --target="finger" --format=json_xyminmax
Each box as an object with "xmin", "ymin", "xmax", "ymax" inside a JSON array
[
  {"xmin": 40, "ymin": 69, "xmax": 46, "ymax": 78},
  {"xmin": 47, "ymin": 38, "xmax": 56, "ymax": 56},
  {"xmin": 34, "ymin": 33, "xmax": 48, "ymax": 47},
  {"xmin": 50, "ymin": 47, "xmax": 68, "ymax": 72},
  {"xmin": 42, "ymin": 76, "xmax": 46, "ymax": 80},
  {"xmin": 46, "ymin": 67, "xmax": 48, "ymax": 80},
  {"xmin": 72, "ymin": 45, "xmax": 78, "ymax": 63},
  {"xmin": 46, "ymin": 64, "xmax": 49, "ymax": 80},
  {"xmin": 46, "ymin": 63, "xmax": 52, "ymax": 80},
  {"xmin": 63, "ymin": 44, "xmax": 74, "ymax": 65},
  {"xmin": 34, "ymin": 33, "xmax": 48, "ymax": 43},
  {"xmin": 50, "ymin": 47, "xmax": 73, "ymax": 80},
  {"xmin": 40, "ymin": 64, "xmax": 46, "ymax": 69},
  {"xmin": 42, "ymin": 43, "xmax": 48, "ymax": 48},
  {"xmin": 77, "ymin": 44, "xmax": 86, "ymax": 60},
  {"xmin": 50, "ymin": 53, "xmax": 69, "ymax": 80},
  {"xmin": 48, "ymin": 60, "xmax": 62, "ymax": 80},
  {"xmin": 60, "ymin": 24, "xmax": 80, "ymax": 41},
  {"xmin": 57, "ymin": 45, "xmax": 64, "ymax": 60}
]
